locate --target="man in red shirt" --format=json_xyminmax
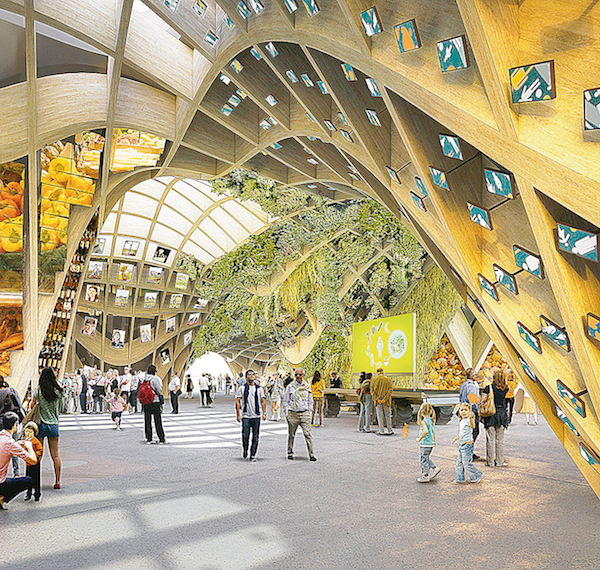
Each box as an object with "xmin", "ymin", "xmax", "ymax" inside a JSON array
[{"xmin": 0, "ymin": 412, "xmax": 36, "ymax": 510}]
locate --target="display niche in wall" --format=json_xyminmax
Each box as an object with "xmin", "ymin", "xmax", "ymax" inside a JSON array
[
  {"xmin": 585, "ymin": 313, "xmax": 600, "ymax": 342},
  {"xmin": 478, "ymin": 273, "xmax": 499, "ymax": 302},
  {"xmin": 468, "ymin": 203, "xmax": 492, "ymax": 231},
  {"xmin": 509, "ymin": 60, "xmax": 556, "ymax": 103},
  {"xmin": 493, "ymin": 264, "xmax": 519, "ymax": 295},
  {"xmin": 438, "ymin": 134, "xmax": 463, "ymax": 160},
  {"xmin": 580, "ymin": 442, "xmax": 600, "ymax": 474},
  {"xmin": 556, "ymin": 406, "xmax": 579, "ymax": 436}
]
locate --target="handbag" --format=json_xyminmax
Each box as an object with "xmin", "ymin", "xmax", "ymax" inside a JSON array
[
  {"xmin": 23, "ymin": 401, "xmax": 41, "ymax": 426},
  {"xmin": 479, "ymin": 389, "xmax": 496, "ymax": 418}
]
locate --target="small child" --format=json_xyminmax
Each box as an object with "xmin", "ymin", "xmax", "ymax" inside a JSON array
[
  {"xmin": 22, "ymin": 421, "xmax": 44, "ymax": 501},
  {"xmin": 102, "ymin": 388, "xmax": 127, "ymax": 430},
  {"xmin": 416, "ymin": 403, "xmax": 440, "ymax": 483},
  {"xmin": 452, "ymin": 403, "xmax": 484, "ymax": 484}
]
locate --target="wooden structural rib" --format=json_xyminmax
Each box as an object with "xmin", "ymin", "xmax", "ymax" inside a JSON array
[{"xmin": 1, "ymin": 0, "xmax": 600, "ymax": 497}]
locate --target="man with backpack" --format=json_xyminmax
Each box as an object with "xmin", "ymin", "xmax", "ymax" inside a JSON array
[
  {"xmin": 235, "ymin": 370, "xmax": 266, "ymax": 462},
  {"xmin": 137, "ymin": 365, "xmax": 166, "ymax": 444}
]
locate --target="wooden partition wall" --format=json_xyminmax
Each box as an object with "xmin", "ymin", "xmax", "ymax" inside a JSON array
[{"xmin": 2, "ymin": 0, "xmax": 600, "ymax": 496}]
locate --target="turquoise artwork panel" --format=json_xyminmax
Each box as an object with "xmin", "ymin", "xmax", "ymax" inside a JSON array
[
  {"xmin": 518, "ymin": 321, "xmax": 542, "ymax": 354},
  {"xmin": 360, "ymin": 7, "xmax": 382, "ymax": 37},
  {"xmin": 340, "ymin": 130, "xmax": 353, "ymax": 142},
  {"xmin": 518, "ymin": 355, "xmax": 536, "ymax": 381},
  {"xmin": 341, "ymin": 63, "xmax": 357, "ymax": 81},
  {"xmin": 226, "ymin": 16, "xmax": 236, "ymax": 29},
  {"xmin": 219, "ymin": 73, "xmax": 230, "ymax": 85},
  {"xmin": 513, "ymin": 245, "xmax": 544, "ymax": 279},
  {"xmin": 415, "ymin": 176, "xmax": 428, "ymax": 197},
  {"xmin": 259, "ymin": 119, "xmax": 271, "ymax": 130},
  {"xmin": 468, "ymin": 203, "xmax": 493, "ymax": 231},
  {"xmin": 584, "ymin": 88, "xmax": 600, "ymax": 130},
  {"xmin": 386, "ymin": 166, "xmax": 399, "ymax": 183},
  {"xmin": 540, "ymin": 315, "xmax": 570, "ymax": 352},
  {"xmin": 227, "ymin": 94, "xmax": 241, "ymax": 107},
  {"xmin": 265, "ymin": 42, "xmax": 278, "ymax": 57},
  {"xmin": 306, "ymin": 112, "xmax": 315, "ymax": 122},
  {"xmin": 205, "ymin": 30, "xmax": 218, "ymax": 47},
  {"xmin": 493, "ymin": 264, "xmax": 518, "ymax": 294},
  {"xmin": 266, "ymin": 95, "xmax": 277, "ymax": 106},
  {"xmin": 248, "ymin": 0, "xmax": 264, "ymax": 14},
  {"xmin": 250, "ymin": 47, "xmax": 262, "ymax": 60},
  {"xmin": 557, "ymin": 223, "xmax": 599, "ymax": 262},
  {"xmin": 193, "ymin": 0, "xmax": 207, "ymax": 17},
  {"xmin": 236, "ymin": 1, "xmax": 250, "ymax": 18},
  {"xmin": 484, "ymin": 168, "xmax": 514, "ymax": 199},
  {"xmin": 307, "ymin": 157, "xmax": 319, "ymax": 165},
  {"xmin": 557, "ymin": 407, "xmax": 579, "ymax": 436},
  {"xmin": 510, "ymin": 61, "xmax": 555, "ymax": 103},
  {"xmin": 317, "ymin": 81, "xmax": 329, "ymax": 95},
  {"xmin": 365, "ymin": 78, "xmax": 382, "ymax": 97},
  {"xmin": 301, "ymin": 74, "xmax": 314, "ymax": 87},
  {"xmin": 338, "ymin": 111, "xmax": 349, "ymax": 126},
  {"xmin": 271, "ymin": 142, "xmax": 282, "ymax": 150},
  {"xmin": 438, "ymin": 134, "xmax": 463, "ymax": 160},
  {"xmin": 164, "ymin": 0, "xmax": 178, "ymax": 11},
  {"xmin": 230, "ymin": 59, "xmax": 243, "ymax": 73},
  {"xmin": 580, "ymin": 443, "xmax": 600, "ymax": 472},
  {"xmin": 283, "ymin": 0, "xmax": 298, "ymax": 13},
  {"xmin": 586, "ymin": 313, "xmax": 600, "ymax": 341},
  {"xmin": 286, "ymin": 69, "xmax": 299, "ymax": 83},
  {"xmin": 302, "ymin": 0, "xmax": 319, "ymax": 17},
  {"xmin": 436, "ymin": 36, "xmax": 469, "ymax": 72},
  {"xmin": 410, "ymin": 192, "xmax": 427, "ymax": 213},
  {"xmin": 221, "ymin": 104, "xmax": 233, "ymax": 116},
  {"xmin": 478, "ymin": 273, "xmax": 499, "ymax": 302},
  {"xmin": 394, "ymin": 19, "xmax": 420, "ymax": 53},
  {"xmin": 365, "ymin": 109, "xmax": 381, "ymax": 126},
  {"xmin": 236, "ymin": 89, "xmax": 247, "ymax": 99},
  {"xmin": 557, "ymin": 380, "xmax": 585, "ymax": 417},
  {"xmin": 429, "ymin": 167, "xmax": 449, "ymax": 190},
  {"xmin": 324, "ymin": 120, "xmax": 336, "ymax": 131}
]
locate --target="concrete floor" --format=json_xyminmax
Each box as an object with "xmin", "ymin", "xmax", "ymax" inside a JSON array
[{"xmin": 1, "ymin": 395, "xmax": 599, "ymax": 570}]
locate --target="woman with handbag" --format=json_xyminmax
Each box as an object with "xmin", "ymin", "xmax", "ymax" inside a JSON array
[
  {"xmin": 480, "ymin": 370, "xmax": 509, "ymax": 468},
  {"xmin": 30, "ymin": 368, "xmax": 64, "ymax": 489}
]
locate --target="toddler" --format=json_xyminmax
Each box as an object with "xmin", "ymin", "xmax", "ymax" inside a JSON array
[
  {"xmin": 452, "ymin": 403, "xmax": 484, "ymax": 484},
  {"xmin": 102, "ymin": 388, "xmax": 127, "ymax": 430},
  {"xmin": 22, "ymin": 421, "xmax": 44, "ymax": 501},
  {"xmin": 416, "ymin": 403, "xmax": 440, "ymax": 483}
]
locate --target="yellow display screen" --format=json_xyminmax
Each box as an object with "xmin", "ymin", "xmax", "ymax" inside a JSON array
[{"xmin": 352, "ymin": 313, "xmax": 415, "ymax": 374}]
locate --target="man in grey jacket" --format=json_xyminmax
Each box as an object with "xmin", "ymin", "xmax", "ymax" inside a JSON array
[
  {"xmin": 143, "ymin": 365, "xmax": 166, "ymax": 444},
  {"xmin": 283, "ymin": 368, "xmax": 316, "ymax": 462}
]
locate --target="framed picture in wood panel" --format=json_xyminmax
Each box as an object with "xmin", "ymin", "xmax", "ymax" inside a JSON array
[
  {"xmin": 468, "ymin": 203, "xmax": 493, "ymax": 231},
  {"xmin": 556, "ymin": 223, "xmax": 599, "ymax": 262},
  {"xmin": 579, "ymin": 442, "xmax": 600, "ymax": 473},
  {"xmin": 513, "ymin": 245, "xmax": 545, "ymax": 279},
  {"xmin": 478, "ymin": 273, "xmax": 499, "ymax": 301},
  {"xmin": 557, "ymin": 379, "xmax": 586, "ymax": 418},
  {"xmin": 556, "ymin": 406, "xmax": 579, "ymax": 436},
  {"xmin": 436, "ymin": 35, "xmax": 470, "ymax": 72},
  {"xmin": 510, "ymin": 60, "xmax": 555, "ymax": 103},
  {"xmin": 394, "ymin": 19, "xmax": 421, "ymax": 53},
  {"xmin": 517, "ymin": 321, "xmax": 542, "ymax": 354},
  {"xmin": 484, "ymin": 168, "xmax": 515, "ymax": 199},
  {"xmin": 493, "ymin": 264, "xmax": 519, "ymax": 294},
  {"xmin": 540, "ymin": 314, "xmax": 571, "ymax": 352},
  {"xmin": 438, "ymin": 134, "xmax": 463, "ymax": 160},
  {"xmin": 518, "ymin": 354, "xmax": 537, "ymax": 382},
  {"xmin": 585, "ymin": 312, "xmax": 600, "ymax": 341}
]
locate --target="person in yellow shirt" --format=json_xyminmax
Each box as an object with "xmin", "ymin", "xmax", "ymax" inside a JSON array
[
  {"xmin": 370, "ymin": 368, "xmax": 394, "ymax": 435},
  {"xmin": 310, "ymin": 371, "xmax": 325, "ymax": 427}
]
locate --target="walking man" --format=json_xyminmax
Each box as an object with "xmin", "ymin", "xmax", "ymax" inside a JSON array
[
  {"xmin": 283, "ymin": 367, "xmax": 317, "ymax": 461},
  {"xmin": 235, "ymin": 370, "xmax": 266, "ymax": 461},
  {"xmin": 371, "ymin": 367, "xmax": 394, "ymax": 435},
  {"xmin": 139, "ymin": 365, "xmax": 166, "ymax": 444},
  {"xmin": 168, "ymin": 371, "xmax": 181, "ymax": 414}
]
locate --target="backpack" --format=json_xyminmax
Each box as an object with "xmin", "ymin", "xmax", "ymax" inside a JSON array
[
  {"xmin": 479, "ymin": 387, "xmax": 496, "ymax": 418},
  {"xmin": 137, "ymin": 379, "xmax": 156, "ymax": 405},
  {"xmin": 0, "ymin": 388, "xmax": 24, "ymax": 421}
]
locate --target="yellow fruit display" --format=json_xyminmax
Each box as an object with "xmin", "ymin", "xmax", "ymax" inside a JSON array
[{"xmin": 422, "ymin": 334, "xmax": 466, "ymax": 390}]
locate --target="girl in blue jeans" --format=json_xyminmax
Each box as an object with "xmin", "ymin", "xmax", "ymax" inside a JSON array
[
  {"xmin": 452, "ymin": 403, "xmax": 483, "ymax": 484},
  {"xmin": 416, "ymin": 403, "xmax": 441, "ymax": 483}
]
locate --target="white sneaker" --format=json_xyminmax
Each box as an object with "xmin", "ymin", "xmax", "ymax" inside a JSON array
[
  {"xmin": 417, "ymin": 475, "xmax": 430, "ymax": 483},
  {"xmin": 430, "ymin": 467, "xmax": 441, "ymax": 479}
]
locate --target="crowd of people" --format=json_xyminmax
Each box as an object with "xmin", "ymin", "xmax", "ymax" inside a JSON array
[{"xmin": 0, "ymin": 361, "xmax": 537, "ymax": 509}]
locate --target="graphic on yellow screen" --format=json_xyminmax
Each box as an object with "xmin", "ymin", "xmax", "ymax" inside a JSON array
[{"xmin": 352, "ymin": 313, "xmax": 415, "ymax": 374}]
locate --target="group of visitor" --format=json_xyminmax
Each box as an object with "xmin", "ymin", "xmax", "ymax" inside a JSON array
[
  {"xmin": 234, "ymin": 367, "xmax": 317, "ymax": 462},
  {"xmin": 356, "ymin": 368, "xmax": 395, "ymax": 435}
]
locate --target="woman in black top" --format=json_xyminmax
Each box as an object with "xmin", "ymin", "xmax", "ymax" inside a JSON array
[{"xmin": 482, "ymin": 370, "xmax": 509, "ymax": 467}]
